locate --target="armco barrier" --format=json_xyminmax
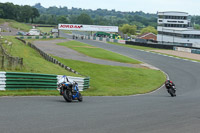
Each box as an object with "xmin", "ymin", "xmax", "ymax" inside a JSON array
[
  {"xmin": 0, "ymin": 72, "xmax": 90, "ymax": 91},
  {"xmin": 191, "ymin": 49, "xmax": 200, "ymax": 54},
  {"xmin": 5, "ymin": 72, "xmax": 57, "ymax": 90},
  {"xmin": 17, "ymin": 36, "xmax": 59, "ymax": 40},
  {"xmin": 126, "ymin": 41, "xmax": 175, "ymax": 49},
  {"xmin": 0, "ymin": 72, "xmax": 6, "ymax": 90}
]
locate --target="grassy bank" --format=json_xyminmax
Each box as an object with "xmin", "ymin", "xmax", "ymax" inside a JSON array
[
  {"xmin": 9, "ymin": 21, "xmax": 32, "ymax": 32},
  {"xmin": 53, "ymin": 56, "xmax": 166, "ymax": 96},
  {"xmin": 1, "ymin": 36, "xmax": 78, "ymax": 76},
  {"xmin": 57, "ymin": 41, "xmax": 141, "ymax": 64},
  {"xmin": 108, "ymin": 42, "xmax": 160, "ymax": 51},
  {"xmin": 0, "ymin": 18, "xmax": 32, "ymax": 31}
]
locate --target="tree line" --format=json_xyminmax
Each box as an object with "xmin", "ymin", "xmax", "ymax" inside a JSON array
[
  {"xmin": 0, "ymin": 2, "xmax": 39, "ymax": 23},
  {"xmin": 33, "ymin": 3, "xmax": 157, "ymax": 28}
]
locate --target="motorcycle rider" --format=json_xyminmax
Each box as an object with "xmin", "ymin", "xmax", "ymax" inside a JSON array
[
  {"xmin": 165, "ymin": 80, "xmax": 175, "ymax": 89},
  {"xmin": 165, "ymin": 79, "xmax": 176, "ymax": 96}
]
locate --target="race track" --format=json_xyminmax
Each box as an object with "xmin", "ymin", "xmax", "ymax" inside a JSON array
[{"xmin": 1, "ymin": 33, "xmax": 200, "ymax": 133}]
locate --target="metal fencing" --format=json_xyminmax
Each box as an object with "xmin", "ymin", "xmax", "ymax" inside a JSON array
[{"xmin": 0, "ymin": 43, "xmax": 23, "ymax": 69}]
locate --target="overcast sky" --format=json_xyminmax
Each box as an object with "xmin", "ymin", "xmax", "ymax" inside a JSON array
[{"xmin": 1, "ymin": 0, "xmax": 200, "ymax": 15}]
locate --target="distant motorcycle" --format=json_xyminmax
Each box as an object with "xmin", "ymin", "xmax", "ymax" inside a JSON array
[
  {"xmin": 165, "ymin": 80, "xmax": 176, "ymax": 97},
  {"xmin": 57, "ymin": 76, "xmax": 83, "ymax": 102}
]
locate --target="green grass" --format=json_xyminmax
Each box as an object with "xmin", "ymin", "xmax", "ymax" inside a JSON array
[
  {"xmin": 0, "ymin": 90, "xmax": 59, "ymax": 96},
  {"xmin": 24, "ymin": 37, "xmax": 65, "ymax": 43},
  {"xmin": 57, "ymin": 41, "xmax": 141, "ymax": 64},
  {"xmin": 62, "ymin": 30, "xmax": 72, "ymax": 34},
  {"xmin": 36, "ymin": 27, "xmax": 54, "ymax": 33},
  {"xmin": 9, "ymin": 21, "xmax": 32, "ymax": 32},
  {"xmin": 108, "ymin": 42, "xmax": 160, "ymax": 51},
  {"xmin": 53, "ymin": 56, "xmax": 166, "ymax": 96},
  {"xmin": 0, "ymin": 18, "xmax": 6, "ymax": 24},
  {"xmin": 1, "ymin": 36, "xmax": 79, "ymax": 76}
]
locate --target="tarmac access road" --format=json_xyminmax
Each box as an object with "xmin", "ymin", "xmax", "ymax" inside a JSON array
[{"xmin": 0, "ymin": 33, "xmax": 200, "ymax": 133}]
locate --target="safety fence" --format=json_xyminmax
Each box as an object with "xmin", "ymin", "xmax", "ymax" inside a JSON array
[
  {"xmin": 0, "ymin": 43, "xmax": 23, "ymax": 69},
  {"xmin": 0, "ymin": 72, "xmax": 90, "ymax": 91},
  {"xmin": 16, "ymin": 35, "xmax": 59, "ymax": 40},
  {"xmin": 83, "ymin": 35, "xmax": 126, "ymax": 44},
  {"xmin": 174, "ymin": 46, "xmax": 200, "ymax": 55}
]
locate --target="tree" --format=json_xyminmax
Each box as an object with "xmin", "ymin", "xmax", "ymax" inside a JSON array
[
  {"xmin": 119, "ymin": 24, "xmax": 137, "ymax": 35},
  {"xmin": 31, "ymin": 8, "xmax": 40, "ymax": 23},
  {"xmin": 140, "ymin": 26, "xmax": 158, "ymax": 35},
  {"xmin": 76, "ymin": 13, "xmax": 93, "ymax": 24},
  {"xmin": 194, "ymin": 24, "xmax": 200, "ymax": 30},
  {"xmin": 20, "ymin": 5, "xmax": 33, "ymax": 22},
  {"xmin": 57, "ymin": 15, "xmax": 69, "ymax": 24}
]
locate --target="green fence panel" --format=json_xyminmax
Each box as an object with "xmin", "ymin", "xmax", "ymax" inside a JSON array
[
  {"xmin": 5, "ymin": 72, "xmax": 57, "ymax": 90},
  {"xmin": 83, "ymin": 77, "xmax": 90, "ymax": 89}
]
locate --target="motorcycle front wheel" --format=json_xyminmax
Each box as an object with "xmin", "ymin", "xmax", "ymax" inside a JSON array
[
  {"xmin": 78, "ymin": 93, "xmax": 83, "ymax": 102},
  {"xmin": 63, "ymin": 89, "xmax": 73, "ymax": 102}
]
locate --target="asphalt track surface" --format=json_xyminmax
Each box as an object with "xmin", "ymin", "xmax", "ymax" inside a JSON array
[{"xmin": 1, "ymin": 33, "xmax": 200, "ymax": 133}]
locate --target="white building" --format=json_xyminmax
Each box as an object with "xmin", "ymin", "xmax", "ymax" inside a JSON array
[{"xmin": 157, "ymin": 11, "xmax": 200, "ymax": 48}]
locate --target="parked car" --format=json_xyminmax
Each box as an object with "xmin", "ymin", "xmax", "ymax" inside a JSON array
[
  {"xmin": 28, "ymin": 29, "xmax": 41, "ymax": 36},
  {"xmin": 16, "ymin": 31, "xmax": 29, "ymax": 36}
]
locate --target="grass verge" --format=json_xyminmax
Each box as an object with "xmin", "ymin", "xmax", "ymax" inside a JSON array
[
  {"xmin": 53, "ymin": 56, "xmax": 166, "ymax": 96},
  {"xmin": 151, "ymin": 51, "xmax": 200, "ymax": 62},
  {"xmin": 57, "ymin": 40, "xmax": 141, "ymax": 64},
  {"xmin": 108, "ymin": 42, "xmax": 200, "ymax": 62},
  {"xmin": 0, "ymin": 90, "xmax": 59, "ymax": 96}
]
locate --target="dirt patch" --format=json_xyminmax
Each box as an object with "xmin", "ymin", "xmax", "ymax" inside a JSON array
[
  {"xmin": 149, "ymin": 49, "xmax": 200, "ymax": 61},
  {"xmin": 0, "ymin": 22, "xmax": 19, "ymax": 36}
]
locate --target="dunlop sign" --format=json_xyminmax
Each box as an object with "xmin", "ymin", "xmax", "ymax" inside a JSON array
[{"xmin": 58, "ymin": 24, "xmax": 118, "ymax": 32}]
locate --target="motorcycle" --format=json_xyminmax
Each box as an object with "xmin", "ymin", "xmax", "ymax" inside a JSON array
[
  {"xmin": 165, "ymin": 80, "xmax": 176, "ymax": 97},
  {"xmin": 57, "ymin": 75, "xmax": 83, "ymax": 102},
  {"xmin": 167, "ymin": 86, "xmax": 176, "ymax": 97}
]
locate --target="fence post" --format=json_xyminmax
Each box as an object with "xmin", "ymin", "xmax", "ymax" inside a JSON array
[{"xmin": 1, "ymin": 55, "xmax": 4, "ymax": 69}]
